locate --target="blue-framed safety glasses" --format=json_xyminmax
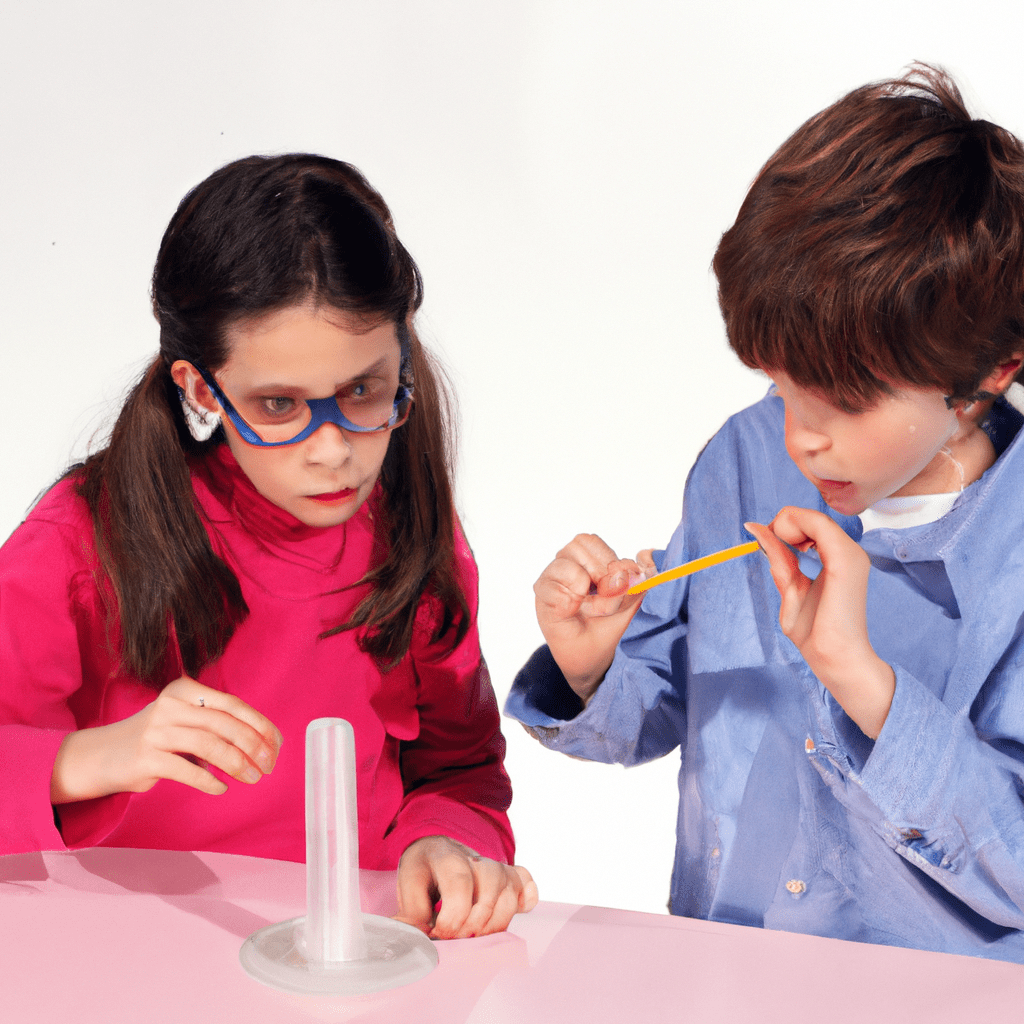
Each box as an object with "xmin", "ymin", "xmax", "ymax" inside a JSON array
[{"xmin": 193, "ymin": 363, "xmax": 413, "ymax": 447}]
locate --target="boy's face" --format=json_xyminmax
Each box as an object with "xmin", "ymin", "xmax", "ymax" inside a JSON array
[{"xmin": 772, "ymin": 373, "xmax": 960, "ymax": 516}]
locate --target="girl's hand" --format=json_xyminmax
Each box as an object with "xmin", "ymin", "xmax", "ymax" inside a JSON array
[
  {"xmin": 745, "ymin": 508, "xmax": 895, "ymax": 738},
  {"xmin": 534, "ymin": 533, "xmax": 655, "ymax": 701},
  {"xmin": 50, "ymin": 676, "xmax": 283, "ymax": 804},
  {"xmin": 395, "ymin": 836, "xmax": 538, "ymax": 939}
]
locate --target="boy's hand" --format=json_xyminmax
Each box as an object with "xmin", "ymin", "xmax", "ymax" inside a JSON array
[
  {"xmin": 746, "ymin": 509, "xmax": 895, "ymax": 738},
  {"xmin": 534, "ymin": 533, "xmax": 655, "ymax": 702},
  {"xmin": 50, "ymin": 676, "xmax": 283, "ymax": 804},
  {"xmin": 395, "ymin": 836, "xmax": 538, "ymax": 939}
]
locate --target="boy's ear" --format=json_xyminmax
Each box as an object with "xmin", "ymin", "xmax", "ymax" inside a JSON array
[{"xmin": 979, "ymin": 352, "xmax": 1024, "ymax": 396}]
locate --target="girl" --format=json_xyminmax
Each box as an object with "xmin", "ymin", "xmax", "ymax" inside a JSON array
[
  {"xmin": 0, "ymin": 153, "xmax": 535, "ymax": 939},
  {"xmin": 506, "ymin": 67, "xmax": 1024, "ymax": 960}
]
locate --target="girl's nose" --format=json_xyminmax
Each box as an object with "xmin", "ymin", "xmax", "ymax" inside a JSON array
[{"xmin": 303, "ymin": 422, "xmax": 353, "ymax": 467}]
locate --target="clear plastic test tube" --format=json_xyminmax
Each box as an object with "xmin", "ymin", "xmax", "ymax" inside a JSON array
[
  {"xmin": 239, "ymin": 717, "xmax": 437, "ymax": 995},
  {"xmin": 304, "ymin": 717, "xmax": 368, "ymax": 962}
]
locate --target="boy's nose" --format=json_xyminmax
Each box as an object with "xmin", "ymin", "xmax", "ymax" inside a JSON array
[{"xmin": 784, "ymin": 410, "xmax": 831, "ymax": 454}]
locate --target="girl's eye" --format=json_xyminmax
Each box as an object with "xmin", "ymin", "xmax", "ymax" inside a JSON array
[
  {"xmin": 344, "ymin": 381, "xmax": 375, "ymax": 402},
  {"xmin": 261, "ymin": 397, "xmax": 297, "ymax": 417}
]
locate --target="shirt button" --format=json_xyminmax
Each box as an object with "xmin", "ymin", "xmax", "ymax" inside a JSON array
[{"xmin": 785, "ymin": 879, "xmax": 806, "ymax": 895}]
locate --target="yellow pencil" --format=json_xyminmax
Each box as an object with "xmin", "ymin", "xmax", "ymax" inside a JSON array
[{"xmin": 627, "ymin": 540, "xmax": 761, "ymax": 595}]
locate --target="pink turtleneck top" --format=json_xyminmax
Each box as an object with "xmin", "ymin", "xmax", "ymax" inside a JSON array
[{"xmin": 0, "ymin": 445, "xmax": 514, "ymax": 866}]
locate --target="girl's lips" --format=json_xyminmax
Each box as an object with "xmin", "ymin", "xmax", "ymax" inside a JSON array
[{"xmin": 307, "ymin": 487, "xmax": 356, "ymax": 504}]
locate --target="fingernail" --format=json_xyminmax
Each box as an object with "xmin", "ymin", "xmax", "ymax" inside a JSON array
[
  {"xmin": 242, "ymin": 767, "xmax": 261, "ymax": 784},
  {"xmin": 256, "ymin": 751, "xmax": 274, "ymax": 773}
]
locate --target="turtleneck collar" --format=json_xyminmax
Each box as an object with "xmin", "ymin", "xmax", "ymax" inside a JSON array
[{"xmin": 190, "ymin": 443, "xmax": 382, "ymax": 579}]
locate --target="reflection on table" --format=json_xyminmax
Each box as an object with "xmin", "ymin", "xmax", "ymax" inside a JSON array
[{"xmin": 1, "ymin": 848, "xmax": 1019, "ymax": 1023}]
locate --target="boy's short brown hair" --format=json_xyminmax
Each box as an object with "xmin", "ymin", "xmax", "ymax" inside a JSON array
[{"xmin": 714, "ymin": 65, "xmax": 1024, "ymax": 411}]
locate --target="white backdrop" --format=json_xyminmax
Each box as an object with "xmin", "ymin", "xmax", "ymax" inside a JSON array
[{"xmin": 3, "ymin": 1, "xmax": 1023, "ymax": 915}]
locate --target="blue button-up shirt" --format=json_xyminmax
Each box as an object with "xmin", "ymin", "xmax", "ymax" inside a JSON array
[{"xmin": 506, "ymin": 389, "xmax": 1024, "ymax": 961}]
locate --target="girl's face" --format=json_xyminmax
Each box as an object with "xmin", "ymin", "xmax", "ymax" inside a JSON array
[
  {"xmin": 193, "ymin": 305, "xmax": 402, "ymax": 528},
  {"xmin": 772, "ymin": 373, "xmax": 960, "ymax": 516}
]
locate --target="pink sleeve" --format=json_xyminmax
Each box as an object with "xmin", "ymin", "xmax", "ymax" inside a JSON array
[
  {"xmin": 384, "ymin": 520, "xmax": 515, "ymax": 864},
  {"xmin": 0, "ymin": 501, "xmax": 129, "ymax": 854}
]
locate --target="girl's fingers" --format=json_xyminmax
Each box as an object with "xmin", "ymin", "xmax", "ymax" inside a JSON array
[
  {"xmin": 394, "ymin": 851, "xmax": 440, "ymax": 935},
  {"xmin": 459, "ymin": 864, "xmax": 536, "ymax": 937},
  {"xmin": 395, "ymin": 838, "xmax": 536, "ymax": 940},
  {"xmin": 515, "ymin": 865, "xmax": 539, "ymax": 912},
  {"xmin": 468, "ymin": 883, "xmax": 521, "ymax": 939},
  {"xmin": 465, "ymin": 863, "xmax": 536, "ymax": 937},
  {"xmin": 183, "ymin": 706, "xmax": 277, "ymax": 775},
  {"xmin": 424, "ymin": 860, "xmax": 476, "ymax": 939},
  {"xmin": 433, "ymin": 858, "xmax": 522, "ymax": 939},
  {"xmin": 161, "ymin": 677, "xmax": 282, "ymax": 774},
  {"xmin": 165, "ymin": 677, "xmax": 283, "ymax": 750},
  {"xmin": 142, "ymin": 749, "xmax": 230, "ymax": 796},
  {"xmin": 443, "ymin": 857, "xmax": 511, "ymax": 937},
  {"xmin": 158, "ymin": 724, "xmax": 267, "ymax": 785}
]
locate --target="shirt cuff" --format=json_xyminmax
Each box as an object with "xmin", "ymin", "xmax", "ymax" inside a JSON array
[
  {"xmin": 504, "ymin": 645, "xmax": 584, "ymax": 727},
  {"xmin": 858, "ymin": 663, "xmax": 960, "ymax": 825},
  {"xmin": 0, "ymin": 725, "xmax": 70, "ymax": 854}
]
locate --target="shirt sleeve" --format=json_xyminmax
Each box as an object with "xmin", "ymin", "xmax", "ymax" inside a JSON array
[
  {"xmin": 0, "ymin": 506, "xmax": 130, "ymax": 855},
  {"xmin": 810, "ymin": 630, "xmax": 1024, "ymax": 931},
  {"xmin": 382, "ymin": 520, "xmax": 515, "ymax": 864},
  {"xmin": 504, "ymin": 535, "xmax": 689, "ymax": 768}
]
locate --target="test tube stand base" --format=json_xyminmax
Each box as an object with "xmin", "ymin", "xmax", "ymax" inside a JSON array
[{"xmin": 240, "ymin": 911, "xmax": 438, "ymax": 996}]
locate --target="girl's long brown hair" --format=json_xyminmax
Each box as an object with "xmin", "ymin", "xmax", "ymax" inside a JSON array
[{"xmin": 76, "ymin": 154, "xmax": 467, "ymax": 684}]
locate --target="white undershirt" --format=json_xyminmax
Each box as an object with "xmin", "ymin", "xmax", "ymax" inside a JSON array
[{"xmin": 858, "ymin": 491, "xmax": 961, "ymax": 532}]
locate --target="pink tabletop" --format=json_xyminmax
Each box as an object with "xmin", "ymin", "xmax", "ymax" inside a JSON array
[{"xmin": 1, "ymin": 848, "xmax": 1019, "ymax": 1023}]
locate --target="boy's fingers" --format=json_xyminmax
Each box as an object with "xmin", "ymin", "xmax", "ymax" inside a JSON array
[
  {"xmin": 557, "ymin": 533, "xmax": 621, "ymax": 585},
  {"xmin": 745, "ymin": 521, "xmax": 802, "ymax": 591},
  {"xmin": 595, "ymin": 558, "xmax": 644, "ymax": 597},
  {"xmin": 536, "ymin": 557, "xmax": 597, "ymax": 605},
  {"xmin": 635, "ymin": 549, "xmax": 657, "ymax": 575}
]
